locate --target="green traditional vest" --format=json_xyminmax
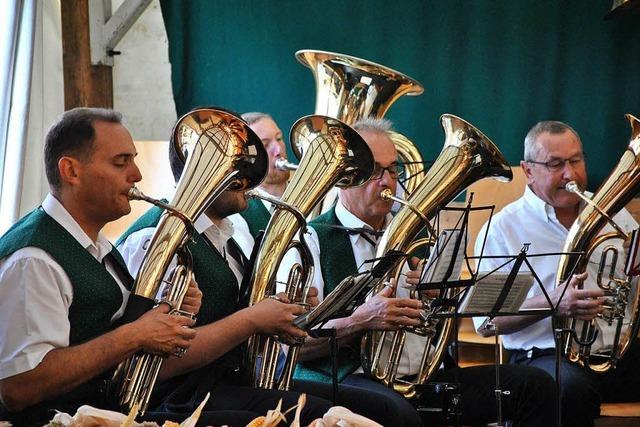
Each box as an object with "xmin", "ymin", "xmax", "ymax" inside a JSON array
[
  {"xmin": 0, "ymin": 208, "xmax": 128, "ymax": 344},
  {"xmin": 117, "ymin": 206, "xmax": 240, "ymax": 326},
  {"xmin": 293, "ymin": 206, "xmax": 362, "ymax": 384},
  {"xmin": 0, "ymin": 207, "xmax": 130, "ymax": 423},
  {"xmin": 239, "ymin": 198, "xmax": 271, "ymax": 238}
]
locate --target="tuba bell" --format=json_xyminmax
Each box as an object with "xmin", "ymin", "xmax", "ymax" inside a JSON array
[
  {"xmin": 295, "ymin": 50, "xmax": 427, "ymax": 214},
  {"xmin": 110, "ymin": 108, "xmax": 267, "ymax": 414},
  {"xmin": 555, "ymin": 113, "xmax": 640, "ymax": 373},
  {"xmin": 247, "ymin": 115, "xmax": 374, "ymax": 389},
  {"xmin": 361, "ymin": 114, "xmax": 513, "ymax": 397}
]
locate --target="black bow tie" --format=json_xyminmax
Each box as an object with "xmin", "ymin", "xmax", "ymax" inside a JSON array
[{"xmin": 330, "ymin": 225, "xmax": 385, "ymax": 246}]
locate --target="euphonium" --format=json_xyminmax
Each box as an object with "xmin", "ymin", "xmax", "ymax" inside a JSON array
[
  {"xmin": 111, "ymin": 108, "xmax": 267, "ymax": 414},
  {"xmin": 361, "ymin": 114, "xmax": 513, "ymax": 398},
  {"xmin": 247, "ymin": 115, "xmax": 374, "ymax": 389},
  {"xmin": 555, "ymin": 113, "xmax": 640, "ymax": 373},
  {"xmin": 296, "ymin": 50, "xmax": 427, "ymax": 212}
]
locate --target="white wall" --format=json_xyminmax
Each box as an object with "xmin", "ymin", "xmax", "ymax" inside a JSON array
[{"xmin": 112, "ymin": 0, "xmax": 176, "ymax": 141}]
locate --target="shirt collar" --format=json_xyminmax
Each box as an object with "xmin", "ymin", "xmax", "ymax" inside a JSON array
[
  {"xmin": 255, "ymin": 187, "xmax": 278, "ymax": 212},
  {"xmin": 522, "ymin": 185, "xmax": 589, "ymax": 226},
  {"xmin": 334, "ymin": 199, "xmax": 391, "ymax": 232},
  {"xmin": 194, "ymin": 213, "xmax": 235, "ymax": 251},
  {"xmin": 522, "ymin": 185, "xmax": 553, "ymax": 224},
  {"xmin": 41, "ymin": 193, "xmax": 112, "ymax": 261}
]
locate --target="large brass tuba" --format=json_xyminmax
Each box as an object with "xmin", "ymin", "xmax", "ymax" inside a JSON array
[
  {"xmin": 361, "ymin": 114, "xmax": 513, "ymax": 397},
  {"xmin": 555, "ymin": 113, "xmax": 640, "ymax": 373},
  {"xmin": 296, "ymin": 50, "xmax": 427, "ymax": 209},
  {"xmin": 247, "ymin": 115, "xmax": 374, "ymax": 389},
  {"xmin": 111, "ymin": 108, "xmax": 267, "ymax": 413}
]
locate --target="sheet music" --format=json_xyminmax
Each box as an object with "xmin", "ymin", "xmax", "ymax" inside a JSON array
[
  {"xmin": 460, "ymin": 272, "xmax": 533, "ymax": 314},
  {"xmin": 421, "ymin": 229, "xmax": 465, "ymax": 284}
]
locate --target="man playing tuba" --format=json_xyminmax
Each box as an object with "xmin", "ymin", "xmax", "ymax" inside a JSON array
[
  {"xmin": 0, "ymin": 108, "xmax": 203, "ymax": 425},
  {"xmin": 474, "ymin": 120, "xmax": 640, "ymax": 427},
  {"xmin": 279, "ymin": 117, "xmax": 559, "ymax": 426}
]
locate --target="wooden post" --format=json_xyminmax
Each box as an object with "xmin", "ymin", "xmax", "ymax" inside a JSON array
[{"xmin": 61, "ymin": 0, "xmax": 113, "ymax": 109}]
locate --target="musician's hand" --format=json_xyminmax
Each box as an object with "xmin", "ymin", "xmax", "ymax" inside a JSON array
[
  {"xmin": 405, "ymin": 268, "xmax": 422, "ymax": 287},
  {"xmin": 351, "ymin": 279, "xmax": 424, "ymax": 331},
  {"xmin": 403, "ymin": 260, "xmax": 440, "ymax": 299},
  {"xmin": 181, "ymin": 278, "xmax": 203, "ymax": 317},
  {"xmin": 250, "ymin": 297, "xmax": 307, "ymax": 339},
  {"xmin": 288, "ymin": 286, "xmax": 319, "ymax": 308},
  {"xmin": 305, "ymin": 286, "xmax": 320, "ymax": 308},
  {"xmin": 132, "ymin": 304, "xmax": 197, "ymax": 356},
  {"xmin": 554, "ymin": 272, "xmax": 605, "ymax": 320}
]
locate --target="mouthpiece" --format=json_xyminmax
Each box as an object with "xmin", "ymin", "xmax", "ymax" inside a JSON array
[
  {"xmin": 275, "ymin": 158, "xmax": 297, "ymax": 171},
  {"xmin": 380, "ymin": 188, "xmax": 394, "ymax": 201},
  {"xmin": 565, "ymin": 181, "xmax": 581, "ymax": 194},
  {"xmin": 245, "ymin": 189, "xmax": 259, "ymax": 200},
  {"xmin": 128, "ymin": 186, "xmax": 145, "ymax": 201}
]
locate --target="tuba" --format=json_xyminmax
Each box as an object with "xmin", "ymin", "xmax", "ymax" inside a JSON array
[
  {"xmin": 555, "ymin": 113, "xmax": 640, "ymax": 373},
  {"xmin": 247, "ymin": 115, "xmax": 374, "ymax": 389},
  {"xmin": 295, "ymin": 50, "xmax": 427, "ymax": 214},
  {"xmin": 361, "ymin": 114, "xmax": 513, "ymax": 397},
  {"xmin": 111, "ymin": 108, "xmax": 267, "ymax": 414}
]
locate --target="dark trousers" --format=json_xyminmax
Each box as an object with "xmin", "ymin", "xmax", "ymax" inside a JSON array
[
  {"xmin": 431, "ymin": 365, "xmax": 558, "ymax": 427},
  {"xmin": 297, "ymin": 364, "xmax": 557, "ymax": 427},
  {"xmin": 510, "ymin": 339, "xmax": 640, "ymax": 427}
]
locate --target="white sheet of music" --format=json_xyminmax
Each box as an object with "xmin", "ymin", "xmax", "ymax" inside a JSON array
[
  {"xmin": 421, "ymin": 229, "xmax": 465, "ymax": 284},
  {"xmin": 460, "ymin": 272, "xmax": 533, "ymax": 314}
]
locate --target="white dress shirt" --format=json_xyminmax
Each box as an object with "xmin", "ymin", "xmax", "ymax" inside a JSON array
[
  {"xmin": 0, "ymin": 194, "xmax": 129, "ymax": 380},
  {"xmin": 118, "ymin": 213, "xmax": 243, "ymax": 287},
  {"xmin": 278, "ymin": 199, "xmax": 428, "ymax": 377},
  {"xmin": 473, "ymin": 185, "xmax": 637, "ymax": 351}
]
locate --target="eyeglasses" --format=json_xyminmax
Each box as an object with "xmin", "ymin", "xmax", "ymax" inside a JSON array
[
  {"xmin": 371, "ymin": 163, "xmax": 400, "ymax": 180},
  {"xmin": 526, "ymin": 155, "xmax": 585, "ymax": 172}
]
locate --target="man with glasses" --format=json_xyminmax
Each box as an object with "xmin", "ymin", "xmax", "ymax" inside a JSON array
[
  {"xmin": 279, "ymin": 117, "xmax": 559, "ymax": 426},
  {"xmin": 474, "ymin": 120, "xmax": 640, "ymax": 427}
]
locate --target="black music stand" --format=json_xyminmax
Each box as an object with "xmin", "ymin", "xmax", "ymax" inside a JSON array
[
  {"xmin": 425, "ymin": 242, "xmax": 585, "ymax": 427},
  {"xmin": 410, "ymin": 196, "xmax": 584, "ymax": 427}
]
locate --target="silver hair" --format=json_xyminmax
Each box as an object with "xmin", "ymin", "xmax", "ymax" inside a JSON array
[
  {"xmin": 241, "ymin": 112, "xmax": 273, "ymax": 126},
  {"xmin": 524, "ymin": 121, "xmax": 581, "ymax": 161},
  {"xmin": 351, "ymin": 117, "xmax": 394, "ymax": 134}
]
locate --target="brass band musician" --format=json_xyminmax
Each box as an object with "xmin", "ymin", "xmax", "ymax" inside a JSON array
[
  {"xmin": 0, "ymin": 108, "xmax": 203, "ymax": 425},
  {"xmin": 474, "ymin": 120, "xmax": 640, "ymax": 427}
]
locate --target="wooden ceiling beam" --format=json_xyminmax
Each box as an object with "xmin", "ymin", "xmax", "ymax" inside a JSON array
[{"xmin": 61, "ymin": 0, "xmax": 113, "ymax": 109}]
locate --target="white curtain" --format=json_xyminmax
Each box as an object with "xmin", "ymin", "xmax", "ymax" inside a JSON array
[{"xmin": 0, "ymin": 0, "xmax": 63, "ymax": 234}]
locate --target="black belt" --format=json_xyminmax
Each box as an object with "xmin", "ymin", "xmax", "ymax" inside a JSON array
[{"xmin": 510, "ymin": 347, "xmax": 556, "ymax": 363}]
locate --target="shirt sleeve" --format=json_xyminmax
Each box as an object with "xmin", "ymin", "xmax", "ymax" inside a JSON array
[{"xmin": 0, "ymin": 248, "xmax": 73, "ymax": 379}]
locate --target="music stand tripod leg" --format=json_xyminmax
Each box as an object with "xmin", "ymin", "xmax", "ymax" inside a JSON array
[{"xmin": 486, "ymin": 320, "xmax": 510, "ymax": 427}]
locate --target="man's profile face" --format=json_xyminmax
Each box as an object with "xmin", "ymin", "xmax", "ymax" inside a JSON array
[
  {"xmin": 74, "ymin": 120, "xmax": 142, "ymax": 223},
  {"xmin": 340, "ymin": 130, "xmax": 398, "ymax": 227},
  {"xmin": 521, "ymin": 130, "xmax": 587, "ymax": 209},
  {"xmin": 250, "ymin": 117, "xmax": 289, "ymax": 186}
]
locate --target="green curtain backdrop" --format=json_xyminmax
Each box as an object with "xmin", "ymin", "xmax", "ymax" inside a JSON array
[{"xmin": 160, "ymin": 0, "xmax": 639, "ymax": 189}]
